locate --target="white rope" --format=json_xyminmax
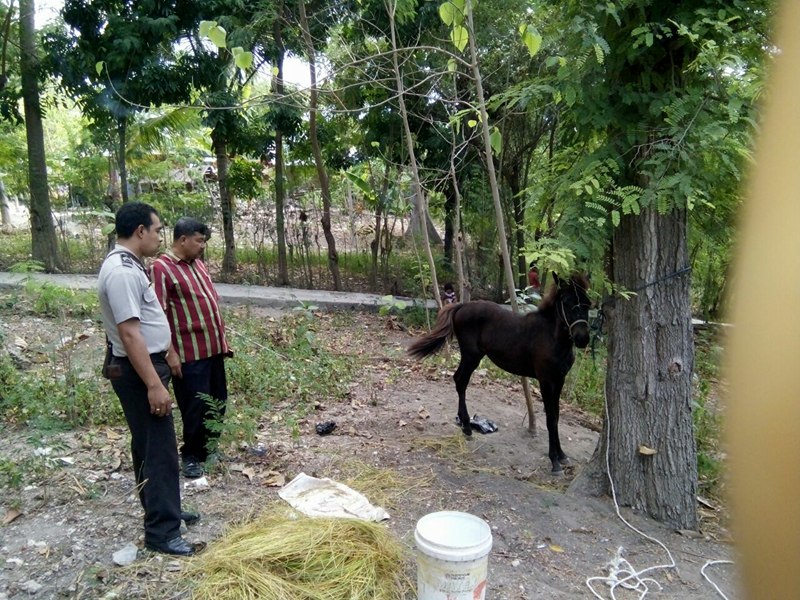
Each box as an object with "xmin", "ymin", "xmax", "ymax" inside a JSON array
[
  {"xmin": 585, "ymin": 389, "xmax": 677, "ymax": 599},
  {"xmin": 701, "ymin": 560, "xmax": 733, "ymax": 600},
  {"xmin": 584, "ymin": 388, "xmax": 733, "ymax": 599}
]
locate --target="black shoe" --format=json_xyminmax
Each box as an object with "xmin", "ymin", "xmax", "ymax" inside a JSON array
[
  {"xmin": 182, "ymin": 458, "xmax": 204, "ymax": 479},
  {"xmin": 145, "ymin": 536, "xmax": 197, "ymax": 556},
  {"xmin": 181, "ymin": 511, "xmax": 201, "ymax": 526}
]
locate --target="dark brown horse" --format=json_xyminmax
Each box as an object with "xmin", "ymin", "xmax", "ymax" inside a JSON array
[{"xmin": 408, "ymin": 273, "xmax": 591, "ymax": 473}]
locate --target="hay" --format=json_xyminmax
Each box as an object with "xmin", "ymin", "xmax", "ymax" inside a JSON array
[
  {"xmin": 341, "ymin": 462, "xmax": 434, "ymax": 509},
  {"xmin": 186, "ymin": 508, "xmax": 412, "ymax": 600}
]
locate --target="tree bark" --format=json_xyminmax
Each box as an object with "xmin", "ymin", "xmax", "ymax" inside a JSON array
[
  {"xmin": 117, "ymin": 117, "xmax": 129, "ymax": 204},
  {"xmin": 273, "ymin": 8, "xmax": 288, "ymax": 286},
  {"xmin": 570, "ymin": 207, "xmax": 697, "ymax": 530},
  {"xmin": 19, "ymin": 0, "xmax": 61, "ymax": 272},
  {"xmin": 212, "ymin": 130, "xmax": 236, "ymax": 278},
  {"xmin": 298, "ymin": 0, "xmax": 340, "ymax": 290},
  {"xmin": 0, "ymin": 178, "xmax": 12, "ymax": 233}
]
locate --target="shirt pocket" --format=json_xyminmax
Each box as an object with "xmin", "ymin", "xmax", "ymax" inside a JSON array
[{"xmin": 143, "ymin": 287, "xmax": 159, "ymax": 304}]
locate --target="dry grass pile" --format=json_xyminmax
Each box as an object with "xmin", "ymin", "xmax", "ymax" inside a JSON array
[
  {"xmin": 341, "ymin": 461, "xmax": 434, "ymax": 509},
  {"xmin": 186, "ymin": 508, "xmax": 412, "ymax": 600}
]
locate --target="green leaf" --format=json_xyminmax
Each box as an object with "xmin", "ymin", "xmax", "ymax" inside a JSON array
[
  {"xmin": 199, "ymin": 20, "xmax": 215, "ymax": 38},
  {"xmin": 101, "ymin": 223, "xmax": 116, "ymax": 236},
  {"xmin": 439, "ymin": 2, "xmax": 455, "ymax": 26},
  {"xmin": 208, "ymin": 25, "xmax": 227, "ymax": 49},
  {"xmin": 490, "ymin": 126, "xmax": 502, "ymax": 155},
  {"xmin": 95, "ymin": 61, "xmax": 105, "ymax": 76},
  {"xmin": 645, "ymin": 32, "xmax": 654, "ymax": 47},
  {"xmin": 451, "ymin": 26, "xmax": 468, "ymax": 53},
  {"xmin": 370, "ymin": 141, "xmax": 380, "ymax": 148},
  {"xmin": 447, "ymin": 58, "xmax": 457, "ymax": 72},
  {"xmin": 467, "ymin": 119, "xmax": 477, "ymax": 128},
  {"xmin": 521, "ymin": 27, "xmax": 542, "ymax": 57},
  {"xmin": 611, "ymin": 210, "xmax": 620, "ymax": 227},
  {"xmin": 234, "ymin": 50, "xmax": 253, "ymax": 71}
]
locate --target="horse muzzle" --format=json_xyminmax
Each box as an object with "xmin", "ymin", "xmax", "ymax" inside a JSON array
[{"xmin": 571, "ymin": 322, "xmax": 590, "ymax": 348}]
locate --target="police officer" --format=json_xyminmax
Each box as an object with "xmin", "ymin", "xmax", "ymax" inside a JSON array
[{"xmin": 98, "ymin": 202, "xmax": 198, "ymax": 556}]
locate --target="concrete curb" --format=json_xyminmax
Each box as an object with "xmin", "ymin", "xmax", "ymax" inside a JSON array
[{"xmin": 0, "ymin": 272, "xmax": 438, "ymax": 312}]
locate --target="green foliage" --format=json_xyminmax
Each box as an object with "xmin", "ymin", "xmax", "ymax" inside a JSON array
[
  {"xmin": 0, "ymin": 351, "xmax": 123, "ymax": 429},
  {"xmin": 20, "ymin": 280, "xmax": 99, "ymax": 319},
  {"xmin": 227, "ymin": 157, "xmax": 265, "ymax": 201},
  {"xmin": 220, "ymin": 308, "xmax": 354, "ymax": 447},
  {"xmin": 378, "ymin": 295, "xmax": 409, "ymax": 316}
]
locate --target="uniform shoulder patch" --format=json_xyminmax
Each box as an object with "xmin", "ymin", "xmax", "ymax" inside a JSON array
[{"xmin": 119, "ymin": 253, "xmax": 135, "ymax": 268}]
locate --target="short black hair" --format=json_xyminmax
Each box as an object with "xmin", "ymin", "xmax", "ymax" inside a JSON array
[
  {"xmin": 115, "ymin": 202, "xmax": 158, "ymax": 238},
  {"xmin": 174, "ymin": 217, "xmax": 211, "ymax": 240}
]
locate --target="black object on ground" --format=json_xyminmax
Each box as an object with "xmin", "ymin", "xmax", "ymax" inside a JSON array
[
  {"xmin": 315, "ymin": 421, "xmax": 337, "ymax": 435},
  {"xmin": 470, "ymin": 415, "xmax": 498, "ymax": 434}
]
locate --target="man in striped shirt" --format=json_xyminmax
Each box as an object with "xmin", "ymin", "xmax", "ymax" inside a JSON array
[{"xmin": 152, "ymin": 217, "xmax": 231, "ymax": 479}]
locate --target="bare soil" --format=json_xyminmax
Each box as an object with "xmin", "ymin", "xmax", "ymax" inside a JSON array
[{"xmin": 0, "ymin": 308, "xmax": 737, "ymax": 599}]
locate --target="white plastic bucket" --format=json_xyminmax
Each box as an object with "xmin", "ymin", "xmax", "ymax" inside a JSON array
[{"xmin": 414, "ymin": 511, "xmax": 493, "ymax": 600}]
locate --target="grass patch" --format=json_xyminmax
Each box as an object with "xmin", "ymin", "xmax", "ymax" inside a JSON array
[
  {"xmin": 209, "ymin": 307, "xmax": 355, "ymax": 451},
  {"xmin": 185, "ymin": 506, "xmax": 412, "ymax": 600}
]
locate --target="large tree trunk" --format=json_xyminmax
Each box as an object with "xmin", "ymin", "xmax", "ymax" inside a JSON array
[
  {"xmin": 298, "ymin": 0, "xmax": 340, "ymax": 290},
  {"xmin": 19, "ymin": 0, "xmax": 60, "ymax": 272},
  {"xmin": 571, "ymin": 207, "xmax": 697, "ymax": 529},
  {"xmin": 212, "ymin": 131, "xmax": 236, "ymax": 278},
  {"xmin": 273, "ymin": 9, "xmax": 288, "ymax": 286}
]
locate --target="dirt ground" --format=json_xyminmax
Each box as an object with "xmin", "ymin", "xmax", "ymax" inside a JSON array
[{"xmin": 0, "ymin": 307, "xmax": 738, "ymax": 599}]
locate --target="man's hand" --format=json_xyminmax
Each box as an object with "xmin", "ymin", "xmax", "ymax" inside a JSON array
[
  {"xmin": 167, "ymin": 349, "xmax": 183, "ymax": 378},
  {"xmin": 148, "ymin": 384, "xmax": 173, "ymax": 416}
]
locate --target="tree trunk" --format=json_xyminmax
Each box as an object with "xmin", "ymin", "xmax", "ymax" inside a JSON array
[
  {"xmin": 273, "ymin": 10, "xmax": 289, "ymax": 286},
  {"xmin": 298, "ymin": 0, "xmax": 341, "ymax": 290},
  {"xmin": 19, "ymin": 0, "xmax": 61, "ymax": 272},
  {"xmin": 465, "ymin": 0, "xmax": 536, "ymax": 431},
  {"xmin": 0, "ymin": 178, "xmax": 12, "ymax": 233},
  {"xmin": 570, "ymin": 207, "xmax": 697, "ymax": 529},
  {"xmin": 213, "ymin": 130, "xmax": 236, "ymax": 278},
  {"xmin": 405, "ymin": 190, "xmax": 442, "ymax": 245},
  {"xmin": 387, "ymin": 1, "xmax": 441, "ymax": 306},
  {"xmin": 117, "ymin": 117, "xmax": 129, "ymax": 204}
]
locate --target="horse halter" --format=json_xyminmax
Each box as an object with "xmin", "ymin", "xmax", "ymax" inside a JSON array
[{"xmin": 559, "ymin": 288, "xmax": 590, "ymax": 340}]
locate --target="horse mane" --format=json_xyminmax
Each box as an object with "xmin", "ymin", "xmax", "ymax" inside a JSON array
[{"xmin": 536, "ymin": 272, "xmax": 590, "ymax": 312}]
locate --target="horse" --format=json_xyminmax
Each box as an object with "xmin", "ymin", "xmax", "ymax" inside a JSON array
[{"xmin": 408, "ymin": 273, "xmax": 591, "ymax": 474}]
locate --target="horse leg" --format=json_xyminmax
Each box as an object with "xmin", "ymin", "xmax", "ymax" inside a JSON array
[
  {"xmin": 541, "ymin": 377, "xmax": 569, "ymax": 474},
  {"xmin": 453, "ymin": 353, "xmax": 481, "ymax": 436}
]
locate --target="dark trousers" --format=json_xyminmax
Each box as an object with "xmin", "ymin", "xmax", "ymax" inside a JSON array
[
  {"xmin": 172, "ymin": 354, "xmax": 227, "ymax": 462},
  {"xmin": 110, "ymin": 354, "xmax": 182, "ymax": 544}
]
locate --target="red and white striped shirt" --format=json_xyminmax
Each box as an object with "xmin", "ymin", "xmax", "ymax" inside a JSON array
[{"xmin": 151, "ymin": 251, "xmax": 230, "ymax": 363}]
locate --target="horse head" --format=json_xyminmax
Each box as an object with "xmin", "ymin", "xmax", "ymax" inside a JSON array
[{"xmin": 553, "ymin": 273, "xmax": 591, "ymax": 348}]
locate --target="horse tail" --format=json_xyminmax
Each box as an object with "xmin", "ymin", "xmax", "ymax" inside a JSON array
[{"xmin": 407, "ymin": 303, "xmax": 460, "ymax": 359}]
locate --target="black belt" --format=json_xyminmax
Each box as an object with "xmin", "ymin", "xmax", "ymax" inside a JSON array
[{"xmin": 114, "ymin": 351, "xmax": 167, "ymax": 361}]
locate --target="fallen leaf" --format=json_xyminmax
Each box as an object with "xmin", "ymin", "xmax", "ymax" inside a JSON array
[
  {"xmin": 638, "ymin": 445, "xmax": 657, "ymax": 456},
  {"xmin": 14, "ymin": 336, "xmax": 27, "ymax": 350},
  {"xmin": 697, "ymin": 495, "xmax": 716, "ymax": 510},
  {"xmin": 106, "ymin": 430, "xmax": 121, "ymax": 441},
  {"xmin": 418, "ymin": 407, "xmax": 430, "ymax": 419},
  {"xmin": 398, "ymin": 420, "xmax": 407, "ymax": 428},
  {"xmin": 229, "ymin": 463, "xmax": 246, "ymax": 473},
  {"xmin": 3, "ymin": 509, "xmax": 22, "ymax": 524},
  {"xmin": 549, "ymin": 544, "xmax": 565, "ymax": 553},
  {"xmin": 241, "ymin": 467, "xmax": 256, "ymax": 482},
  {"xmin": 263, "ymin": 471, "xmax": 286, "ymax": 487}
]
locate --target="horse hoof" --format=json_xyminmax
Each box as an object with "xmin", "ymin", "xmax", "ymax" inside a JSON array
[
  {"xmin": 558, "ymin": 456, "xmax": 571, "ymax": 466},
  {"xmin": 550, "ymin": 467, "xmax": 564, "ymax": 476}
]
